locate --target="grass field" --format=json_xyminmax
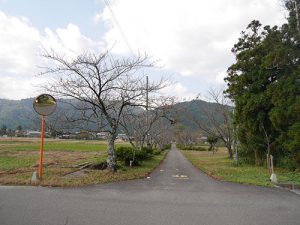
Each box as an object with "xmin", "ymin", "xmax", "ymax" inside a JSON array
[
  {"xmin": 0, "ymin": 137, "xmax": 167, "ymax": 187},
  {"xmin": 181, "ymin": 148, "xmax": 300, "ymax": 187}
]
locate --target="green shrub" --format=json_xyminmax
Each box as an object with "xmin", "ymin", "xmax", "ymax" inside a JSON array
[
  {"xmin": 193, "ymin": 146, "xmax": 207, "ymax": 151},
  {"xmin": 142, "ymin": 146, "xmax": 153, "ymax": 155},
  {"xmin": 161, "ymin": 144, "xmax": 171, "ymax": 150},
  {"xmin": 116, "ymin": 146, "xmax": 153, "ymax": 166},
  {"xmin": 177, "ymin": 144, "xmax": 207, "ymax": 151},
  {"xmin": 116, "ymin": 146, "xmax": 135, "ymax": 166},
  {"xmin": 278, "ymin": 156, "xmax": 298, "ymax": 171},
  {"xmin": 153, "ymin": 149, "xmax": 162, "ymax": 155},
  {"xmin": 136, "ymin": 148, "xmax": 151, "ymax": 160}
]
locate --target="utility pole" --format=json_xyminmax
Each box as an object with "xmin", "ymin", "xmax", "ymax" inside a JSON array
[
  {"xmin": 146, "ymin": 76, "xmax": 150, "ymax": 147},
  {"xmin": 233, "ymin": 108, "xmax": 238, "ymax": 162},
  {"xmin": 146, "ymin": 76, "xmax": 149, "ymax": 112}
]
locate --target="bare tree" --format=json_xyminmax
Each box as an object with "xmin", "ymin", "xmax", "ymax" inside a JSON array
[
  {"xmin": 188, "ymin": 89, "xmax": 234, "ymax": 158},
  {"xmin": 174, "ymin": 124, "xmax": 200, "ymax": 146},
  {"xmin": 120, "ymin": 96, "xmax": 174, "ymax": 150},
  {"xmin": 149, "ymin": 116, "xmax": 174, "ymax": 149},
  {"xmin": 148, "ymin": 97, "xmax": 175, "ymax": 149},
  {"xmin": 207, "ymin": 135, "xmax": 218, "ymax": 154},
  {"xmin": 40, "ymin": 50, "xmax": 166, "ymax": 172}
]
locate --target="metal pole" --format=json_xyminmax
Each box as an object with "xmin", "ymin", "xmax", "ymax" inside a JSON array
[
  {"xmin": 233, "ymin": 108, "xmax": 238, "ymax": 161},
  {"xmin": 146, "ymin": 76, "xmax": 149, "ymax": 112},
  {"xmin": 146, "ymin": 76, "xmax": 150, "ymax": 146},
  {"xmin": 39, "ymin": 114, "xmax": 45, "ymax": 180}
]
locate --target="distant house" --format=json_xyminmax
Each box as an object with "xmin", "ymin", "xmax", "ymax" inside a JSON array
[
  {"xmin": 200, "ymin": 136, "xmax": 208, "ymax": 144},
  {"xmin": 96, "ymin": 132, "xmax": 109, "ymax": 140},
  {"xmin": 25, "ymin": 131, "xmax": 41, "ymax": 138},
  {"xmin": 15, "ymin": 130, "xmax": 26, "ymax": 137},
  {"xmin": 59, "ymin": 134, "xmax": 70, "ymax": 139},
  {"xmin": 117, "ymin": 133, "xmax": 129, "ymax": 141},
  {"xmin": 75, "ymin": 131, "xmax": 92, "ymax": 140},
  {"xmin": 200, "ymin": 136, "xmax": 207, "ymax": 141}
]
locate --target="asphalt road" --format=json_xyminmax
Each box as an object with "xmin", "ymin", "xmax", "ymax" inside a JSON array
[{"xmin": 1, "ymin": 144, "xmax": 300, "ymax": 225}]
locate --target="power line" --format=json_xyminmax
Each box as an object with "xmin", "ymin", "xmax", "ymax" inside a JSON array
[{"xmin": 103, "ymin": 0, "xmax": 135, "ymax": 55}]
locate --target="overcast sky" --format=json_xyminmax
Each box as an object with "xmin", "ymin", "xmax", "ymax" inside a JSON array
[{"xmin": 0, "ymin": 0, "xmax": 287, "ymax": 100}]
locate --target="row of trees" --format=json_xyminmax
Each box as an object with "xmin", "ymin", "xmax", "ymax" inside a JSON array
[
  {"xmin": 172, "ymin": 90, "xmax": 234, "ymax": 159},
  {"xmin": 225, "ymin": 0, "xmax": 300, "ymax": 169},
  {"xmin": 0, "ymin": 125, "xmax": 23, "ymax": 136},
  {"xmin": 120, "ymin": 97, "xmax": 174, "ymax": 150}
]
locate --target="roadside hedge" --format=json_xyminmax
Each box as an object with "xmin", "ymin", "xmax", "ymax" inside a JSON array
[
  {"xmin": 116, "ymin": 146, "xmax": 152, "ymax": 166},
  {"xmin": 116, "ymin": 144, "xmax": 171, "ymax": 166},
  {"xmin": 177, "ymin": 144, "xmax": 207, "ymax": 151}
]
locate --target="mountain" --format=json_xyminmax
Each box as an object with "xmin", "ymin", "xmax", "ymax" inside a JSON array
[
  {"xmin": 0, "ymin": 98, "xmax": 231, "ymax": 131},
  {"xmin": 0, "ymin": 98, "xmax": 76, "ymax": 130},
  {"xmin": 0, "ymin": 98, "xmax": 36, "ymax": 130},
  {"xmin": 170, "ymin": 99, "xmax": 233, "ymax": 130}
]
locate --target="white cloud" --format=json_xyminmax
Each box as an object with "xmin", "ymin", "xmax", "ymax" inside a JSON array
[
  {"xmin": 0, "ymin": 11, "xmax": 104, "ymax": 99},
  {"xmin": 161, "ymin": 83, "xmax": 195, "ymax": 101},
  {"xmin": 99, "ymin": 0, "xmax": 286, "ymax": 83},
  {"xmin": 42, "ymin": 24, "xmax": 104, "ymax": 57},
  {"xmin": 0, "ymin": 0, "xmax": 287, "ymax": 100},
  {"xmin": 216, "ymin": 70, "xmax": 228, "ymax": 84},
  {"xmin": 0, "ymin": 11, "xmax": 40, "ymax": 75},
  {"xmin": 0, "ymin": 75, "xmax": 45, "ymax": 99}
]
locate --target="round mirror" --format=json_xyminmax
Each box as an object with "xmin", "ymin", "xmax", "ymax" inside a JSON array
[{"xmin": 33, "ymin": 94, "xmax": 57, "ymax": 116}]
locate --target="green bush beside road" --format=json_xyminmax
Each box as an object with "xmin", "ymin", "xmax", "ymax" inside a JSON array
[
  {"xmin": 116, "ymin": 145, "xmax": 169, "ymax": 166},
  {"xmin": 177, "ymin": 144, "xmax": 207, "ymax": 151}
]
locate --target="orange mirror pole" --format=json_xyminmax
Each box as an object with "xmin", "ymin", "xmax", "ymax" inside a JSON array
[{"xmin": 39, "ymin": 114, "xmax": 45, "ymax": 180}]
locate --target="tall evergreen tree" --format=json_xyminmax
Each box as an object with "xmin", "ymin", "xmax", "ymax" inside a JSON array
[{"xmin": 225, "ymin": 1, "xmax": 300, "ymax": 169}]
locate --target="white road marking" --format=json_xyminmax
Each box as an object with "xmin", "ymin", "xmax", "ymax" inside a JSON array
[{"xmin": 172, "ymin": 174, "xmax": 189, "ymax": 179}]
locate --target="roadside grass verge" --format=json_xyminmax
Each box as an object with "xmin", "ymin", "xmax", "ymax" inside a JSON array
[
  {"xmin": 181, "ymin": 148, "xmax": 300, "ymax": 187},
  {"xmin": 47, "ymin": 152, "xmax": 168, "ymax": 187},
  {"xmin": 0, "ymin": 138, "xmax": 168, "ymax": 187}
]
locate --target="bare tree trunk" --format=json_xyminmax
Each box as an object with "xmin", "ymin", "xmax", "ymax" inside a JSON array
[
  {"xmin": 254, "ymin": 150, "xmax": 259, "ymax": 165},
  {"xmin": 107, "ymin": 133, "xmax": 117, "ymax": 172},
  {"xmin": 227, "ymin": 144, "xmax": 233, "ymax": 159}
]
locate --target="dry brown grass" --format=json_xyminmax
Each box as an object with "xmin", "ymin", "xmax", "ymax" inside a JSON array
[{"xmin": 0, "ymin": 138, "xmax": 169, "ymax": 187}]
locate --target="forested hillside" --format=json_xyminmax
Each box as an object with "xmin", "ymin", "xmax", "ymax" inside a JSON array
[
  {"xmin": 0, "ymin": 98, "xmax": 36, "ymax": 130},
  {"xmin": 0, "ymin": 98, "xmax": 229, "ymax": 132}
]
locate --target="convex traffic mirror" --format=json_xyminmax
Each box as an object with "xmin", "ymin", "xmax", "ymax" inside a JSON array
[
  {"xmin": 32, "ymin": 93, "xmax": 57, "ymax": 180},
  {"xmin": 33, "ymin": 94, "xmax": 57, "ymax": 116}
]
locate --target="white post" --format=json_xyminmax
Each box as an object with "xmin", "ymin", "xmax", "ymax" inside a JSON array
[
  {"xmin": 270, "ymin": 155, "xmax": 277, "ymax": 183},
  {"xmin": 270, "ymin": 155, "xmax": 274, "ymax": 174}
]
